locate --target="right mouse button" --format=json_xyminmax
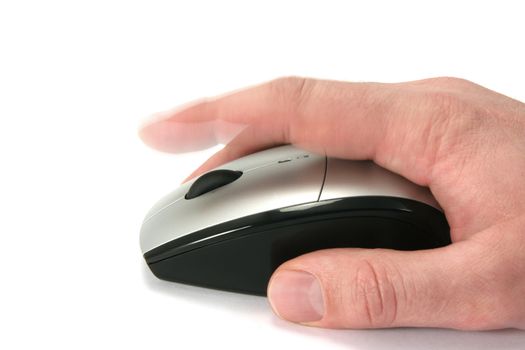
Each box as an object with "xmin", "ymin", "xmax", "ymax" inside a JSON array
[{"xmin": 319, "ymin": 158, "xmax": 440, "ymax": 210}]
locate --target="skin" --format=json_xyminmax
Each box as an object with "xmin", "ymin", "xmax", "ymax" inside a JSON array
[{"xmin": 139, "ymin": 77, "xmax": 525, "ymax": 330}]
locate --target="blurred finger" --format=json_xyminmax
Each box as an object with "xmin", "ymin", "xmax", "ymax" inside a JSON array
[{"xmin": 182, "ymin": 126, "xmax": 286, "ymax": 182}]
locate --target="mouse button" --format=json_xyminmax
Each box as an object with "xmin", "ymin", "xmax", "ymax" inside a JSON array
[
  {"xmin": 320, "ymin": 159, "xmax": 393, "ymax": 199},
  {"xmin": 218, "ymin": 145, "xmax": 319, "ymax": 171},
  {"xmin": 185, "ymin": 169, "xmax": 243, "ymax": 199},
  {"xmin": 319, "ymin": 159, "xmax": 441, "ymax": 210}
]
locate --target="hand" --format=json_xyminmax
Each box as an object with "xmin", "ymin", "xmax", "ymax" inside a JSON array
[{"xmin": 139, "ymin": 77, "xmax": 525, "ymax": 330}]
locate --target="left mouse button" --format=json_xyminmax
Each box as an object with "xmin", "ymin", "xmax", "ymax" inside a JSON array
[{"xmin": 185, "ymin": 169, "xmax": 243, "ymax": 199}]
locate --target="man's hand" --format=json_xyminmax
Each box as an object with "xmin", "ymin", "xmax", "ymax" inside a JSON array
[{"xmin": 139, "ymin": 77, "xmax": 525, "ymax": 330}]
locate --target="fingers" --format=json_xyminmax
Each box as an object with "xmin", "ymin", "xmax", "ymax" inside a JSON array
[
  {"xmin": 139, "ymin": 77, "xmax": 459, "ymax": 187},
  {"xmin": 267, "ymin": 240, "xmax": 512, "ymax": 330},
  {"xmin": 139, "ymin": 78, "xmax": 303, "ymax": 153},
  {"xmin": 138, "ymin": 111, "xmax": 248, "ymax": 153},
  {"xmin": 138, "ymin": 77, "xmax": 378, "ymax": 157}
]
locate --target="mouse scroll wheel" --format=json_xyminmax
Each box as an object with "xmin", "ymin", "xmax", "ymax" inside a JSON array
[{"xmin": 185, "ymin": 169, "xmax": 243, "ymax": 200}]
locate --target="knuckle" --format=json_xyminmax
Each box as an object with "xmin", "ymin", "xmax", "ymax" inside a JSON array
[
  {"xmin": 267, "ymin": 76, "xmax": 315, "ymax": 143},
  {"xmin": 424, "ymin": 76, "xmax": 475, "ymax": 89},
  {"xmin": 417, "ymin": 78, "xmax": 489, "ymax": 132},
  {"xmin": 419, "ymin": 89, "xmax": 483, "ymax": 163},
  {"xmin": 351, "ymin": 259, "xmax": 400, "ymax": 327},
  {"xmin": 269, "ymin": 76, "xmax": 313, "ymax": 109},
  {"xmin": 424, "ymin": 89, "xmax": 465, "ymax": 116}
]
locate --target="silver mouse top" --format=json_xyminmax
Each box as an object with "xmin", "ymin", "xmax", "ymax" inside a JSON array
[{"xmin": 140, "ymin": 145, "xmax": 440, "ymax": 254}]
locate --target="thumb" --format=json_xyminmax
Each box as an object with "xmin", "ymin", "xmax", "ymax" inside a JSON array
[{"xmin": 267, "ymin": 244, "xmax": 494, "ymax": 329}]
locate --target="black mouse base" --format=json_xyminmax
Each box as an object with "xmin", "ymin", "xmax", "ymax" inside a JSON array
[{"xmin": 144, "ymin": 197, "xmax": 450, "ymax": 296}]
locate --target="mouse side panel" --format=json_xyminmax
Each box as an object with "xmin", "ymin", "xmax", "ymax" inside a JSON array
[{"xmin": 145, "ymin": 197, "xmax": 450, "ymax": 295}]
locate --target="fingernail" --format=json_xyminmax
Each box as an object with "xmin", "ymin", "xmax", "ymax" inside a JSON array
[{"xmin": 268, "ymin": 270, "xmax": 324, "ymax": 323}]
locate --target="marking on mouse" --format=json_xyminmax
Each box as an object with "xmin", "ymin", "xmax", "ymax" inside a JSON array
[
  {"xmin": 279, "ymin": 199, "xmax": 342, "ymax": 212},
  {"xmin": 184, "ymin": 225, "xmax": 252, "ymax": 246}
]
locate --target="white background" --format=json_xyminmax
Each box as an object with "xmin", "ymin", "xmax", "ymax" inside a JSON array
[{"xmin": 1, "ymin": 1, "xmax": 524, "ymax": 349}]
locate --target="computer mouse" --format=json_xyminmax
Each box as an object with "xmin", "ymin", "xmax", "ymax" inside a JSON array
[{"xmin": 140, "ymin": 145, "xmax": 450, "ymax": 295}]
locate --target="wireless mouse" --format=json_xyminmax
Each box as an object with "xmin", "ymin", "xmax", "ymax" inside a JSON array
[{"xmin": 140, "ymin": 145, "xmax": 450, "ymax": 295}]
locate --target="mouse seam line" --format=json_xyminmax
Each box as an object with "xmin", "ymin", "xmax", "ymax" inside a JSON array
[{"xmin": 317, "ymin": 155, "xmax": 328, "ymax": 202}]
